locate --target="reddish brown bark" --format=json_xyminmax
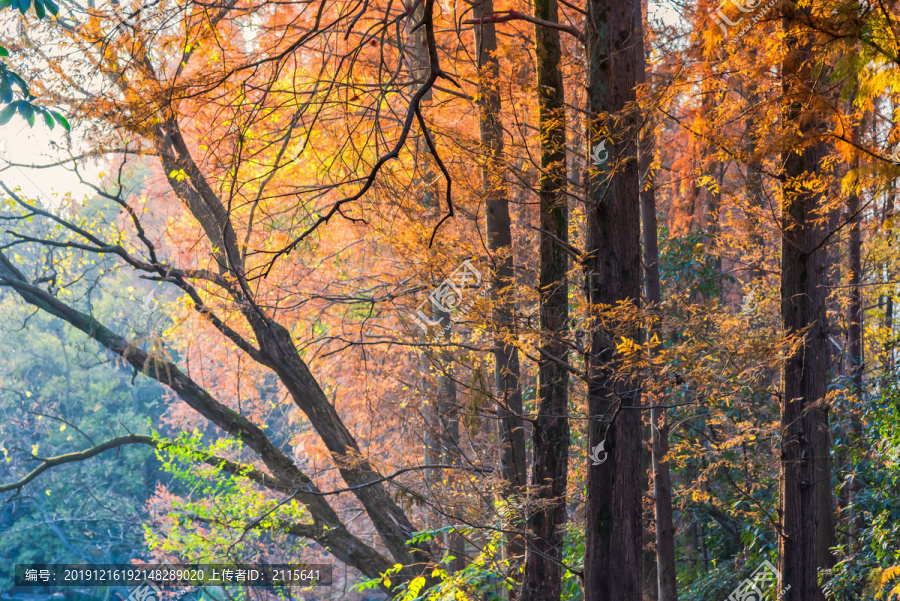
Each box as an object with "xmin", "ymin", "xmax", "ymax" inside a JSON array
[
  {"xmin": 583, "ymin": 0, "xmax": 644, "ymax": 597},
  {"xmin": 520, "ymin": 0, "xmax": 569, "ymax": 597}
]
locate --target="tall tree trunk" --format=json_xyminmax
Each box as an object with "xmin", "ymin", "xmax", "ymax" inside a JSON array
[
  {"xmin": 846, "ymin": 134, "xmax": 864, "ymax": 548},
  {"xmin": 637, "ymin": 11, "xmax": 677, "ymax": 600},
  {"xmin": 642, "ymin": 125, "xmax": 677, "ymax": 601},
  {"xmin": 471, "ymin": 0, "xmax": 528, "ymax": 571},
  {"xmin": 520, "ymin": 0, "xmax": 569, "ymax": 598},
  {"xmin": 848, "ymin": 145, "xmax": 863, "ymax": 399},
  {"xmin": 409, "ymin": 12, "xmax": 464, "ymax": 571},
  {"xmin": 779, "ymin": 2, "xmax": 827, "ymax": 597},
  {"xmin": 438, "ymin": 329, "xmax": 466, "ymax": 572},
  {"xmin": 412, "ymin": 0, "xmax": 440, "ymax": 485},
  {"xmin": 650, "ymin": 404, "xmax": 678, "ymax": 601},
  {"xmin": 815, "ymin": 166, "xmax": 842, "ymax": 599},
  {"xmin": 642, "ymin": 427, "xmax": 659, "ymax": 601},
  {"xmin": 583, "ymin": 0, "xmax": 643, "ymax": 597}
]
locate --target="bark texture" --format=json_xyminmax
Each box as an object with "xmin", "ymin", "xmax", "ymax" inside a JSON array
[
  {"xmin": 637, "ymin": 12, "xmax": 676, "ymax": 600},
  {"xmin": 520, "ymin": 0, "xmax": 569, "ymax": 597},
  {"xmin": 472, "ymin": 0, "xmax": 528, "ymax": 568},
  {"xmin": 583, "ymin": 0, "xmax": 644, "ymax": 596},
  {"xmin": 780, "ymin": 3, "xmax": 828, "ymax": 597}
]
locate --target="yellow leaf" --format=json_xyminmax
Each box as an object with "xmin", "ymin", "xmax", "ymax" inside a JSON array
[
  {"xmin": 60, "ymin": 424, "xmax": 66, "ymax": 432},
  {"xmin": 31, "ymin": 444, "xmax": 38, "ymax": 455}
]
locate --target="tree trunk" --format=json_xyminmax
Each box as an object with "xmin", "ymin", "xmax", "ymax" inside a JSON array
[
  {"xmin": 846, "ymin": 142, "xmax": 864, "ymax": 549},
  {"xmin": 644, "ymin": 192, "xmax": 678, "ymax": 598},
  {"xmin": 651, "ymin": 406, "xmax": 678, "ymax": 601},
  {"xmin": 779, "ymin": 3, "xmax": 827, "ymax": 596},
  {"xmin": 847, "ymin": 157, "xmax": 863, "ymax": 399},
  {"xmin": 438, "ymin": 326, "xmax": 466, "ymax": 573},
  {"xmin": 643, "ymin": 129, "xmax": 678, "ymax": 600},
  {"xmin": 637, "ymin": 12, "xmax": 677, "ymax": 600},
  {"xmin": 642, "ymin": 430, "xmax": 659, "ymax": 601},
  {"xmin": 409, "ymin": 14, "xmax": 463, "ymax": 571},
  {"xmin": 520, "ymin": 0, "xmax": 569, "ymax": 598},
  {"xmin": 583, "ymin": 0, "xmax": 643, "ymax": 596},
  {"xmin": 471, "ymin": 0, "xmax": 528, "ymax": 571},
  {"xmin": 814, "ymin": 159, "xmax": 843, "ymax": 599}
]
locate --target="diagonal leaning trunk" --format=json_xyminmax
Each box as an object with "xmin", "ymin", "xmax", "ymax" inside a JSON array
[
  {"xmin": 583, "ymin": 0, "xmax": 644, "ymax": 597},
  {"xmin": 470, "ymin": 0, "xmax": 528, "ymax": 572},
  {"xmin": 520, "ymin": 0, "xmax": 569, "ymax": 598}
]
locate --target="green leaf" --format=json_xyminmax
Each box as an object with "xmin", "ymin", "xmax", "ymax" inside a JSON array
[
  {"xmin": 0, "ymin": 81, "xmax": 11, "ymax": 104},
  {"xmin": 0, "ymin": 102, "xmax": 17, "ymax": 126},
  {"xmin": 33, "ymin": 0, "xmax": 44, "ymax": 19},
  {"xmin": 0, "ymin": 0, "xmax": 11, "ymax": 10},
  {"xmin": 0, "ymin": 46, "xmax": 8, "ymax": 58},
  {"xmin": 8, "ymin": 72, "xmax": 27, "ymax": 94},
  {"xmin": 17, "ymin": 101, "xmax": 33, "ymax": 126},
  {"xmin": 42, "ymin": 110, "xmax": 53, "ymax": 129},
  {"xmin": 16, "ymin": 0, "xmax": 30, "ymax": 15},
  {"xmin": 42, "ymin": 0, "xmax": 56, "ymax": 14},
  {"xmin": 52, "ymin": 111, "xmax": 69, "ymax": 130}
]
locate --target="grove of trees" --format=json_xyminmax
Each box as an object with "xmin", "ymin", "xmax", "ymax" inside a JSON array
[{"xmin": 1, "ymin": 0, "xmax": 900, "ymax": 597}]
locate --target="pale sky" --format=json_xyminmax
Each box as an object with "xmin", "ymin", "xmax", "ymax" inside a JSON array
[{"xmin": 0, "ymin": 115, "xmax": 106, "ymax": 205}]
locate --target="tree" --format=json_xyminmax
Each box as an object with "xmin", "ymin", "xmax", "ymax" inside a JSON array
[
  {"xmin": 778, "ymin": 0, "xmax": 829, "ymax": 595},
  {"xmin": 582, "ymin": 0, "xmax": 644, "ymax": 597},
  {"xmin": 471, "ymin": 0, "xmax": 528, "ymax": 572},
  {"xmin": 520, "ymin": 0, "xmax": 570, "ymax": 597}
]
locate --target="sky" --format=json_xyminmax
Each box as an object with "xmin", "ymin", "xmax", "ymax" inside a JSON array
[{"xmin": 0, "ymin": 108, "xmax": 105, "ymax": 206}]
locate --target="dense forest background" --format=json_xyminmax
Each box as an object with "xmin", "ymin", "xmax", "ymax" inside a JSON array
[{"xmin": 0, "ymin": 0, "xmax": 899, "ymax": 598}]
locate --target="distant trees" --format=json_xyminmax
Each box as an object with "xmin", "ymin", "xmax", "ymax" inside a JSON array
[{"xmin": 0, "ymin": 202, "xmax": 163, "ymax": 591}]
